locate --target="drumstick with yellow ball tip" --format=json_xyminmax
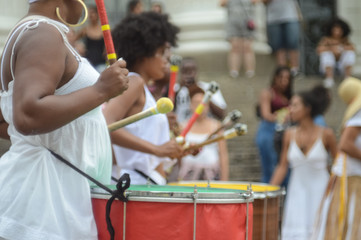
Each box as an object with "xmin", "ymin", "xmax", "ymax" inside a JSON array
[
  {"xmin": 108, "ymin": 97, "xmax": 174, "ymax": 132},
  {"xmin": 184, "ymin": 123, "xmax": 248, "ymax": 151}
]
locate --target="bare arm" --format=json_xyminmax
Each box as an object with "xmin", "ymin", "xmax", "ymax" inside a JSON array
[
  {"xmin": 217, "ymin": 123, "xmax": 229, "ymax": 181},
  {"xmin": 259, "ymin": 89, "xmax": 276, "ymax": 122},
  {"xmin": 103, "ymin": 76, "xmax": 183, "ymax": 159},
  {"xmin": 270, "ymin": 129, "xmax": 291, "ymax": 185},
  {"xmin": 218, "ymin": 130, "xmax": 229, "ymax": 180},
  {"xmin": 12, "ymin": 24, "xmax": 128, "ymax": 135},
  {"xmin": 323, "ymin": 128, "xmax": 337, "ymax": 160},
  {"xmin": 317, "ymin": 37, "xmax": 330, "ymax": 54},
  {"xmin": 74, "ymin": 27, "xmax": 87, "ymax": 41},
  {"xmin": 0, "ymin": 109, "xmax": 9, "ymax": 140},
  {"xmin": 339, "ymin": 126, "xmax": 361, "ymax": 161},
  {"xmin": 343, "ymin": 39, "xmax": 356, "ymax": 51}
]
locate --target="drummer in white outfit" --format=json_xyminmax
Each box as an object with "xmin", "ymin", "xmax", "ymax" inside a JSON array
[
  {"xmin": 270, "ymin": 86, "xmax": 337, "ymax": 240},
  {"xmin": 103, "ymin": 12, "xmax": 183, "ymax": 185},
  {"xmin": 0, "ymin": 1, "xmax": 129, "ymax": 240}
]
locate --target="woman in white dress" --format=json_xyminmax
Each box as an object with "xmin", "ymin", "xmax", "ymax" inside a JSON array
[
  {"xmin": 0, "ymin": 1, "xmax": 129, "ymax": 239},
  {"xmin": 270, "ymin": 85, "xmax": 337, "ymax": 240}
]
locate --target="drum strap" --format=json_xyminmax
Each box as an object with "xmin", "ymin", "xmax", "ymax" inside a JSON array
[
  {"xmin": 48, "ymin": 149, "xmax": 130, "ymax": 240},
  {"xmin": 134, "ymin": 169, "xmax": 158, "ymax": 185}
]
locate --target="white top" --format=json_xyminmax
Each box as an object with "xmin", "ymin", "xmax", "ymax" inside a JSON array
[
  {"xmin": 182, "ymin": 132, "xmax": 220, "ymax": 166},
  {"xmin": 282, "ymin": 129, "xmax": 329, "ymax": 240},
  {"xmin": 332, "ymin": 110, "xmax": 361, "ymax": 176},
  {"xmin": 266, "ymin": 0, "xmax": 300, "ymax": 24},
  {"xmin": 112, "ymin": 78, "xmax": 172, "ymax": 185},
  {"xmin": 175, "ymin": 81, "xmax": 227, "ymax": 123},
  {"xmin": 0, "ymin": 17, "xmax": 112, "ymax": 240}
]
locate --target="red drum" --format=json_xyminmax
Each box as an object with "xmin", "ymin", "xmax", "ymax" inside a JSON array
[
  {"xmin": 169, "ymin": 181, "xmax": 285, "ymax": 240},
  {"xmin": 91, "ymin": 184, "xmax": 253, "ymax": 240}
]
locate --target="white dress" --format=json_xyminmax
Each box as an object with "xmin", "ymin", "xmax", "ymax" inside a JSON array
[
  {"xmin": 178, "ymin": 131, "xmax": 220, "ymax": 180},
  {"xmin": 112, "ymin": 74, "xmax": 173, "ymax": 185},
  {"xmin": 282, "ymin": 129, "xmax": 329, "ymax": 240},
  {"xmin": 0, "ymin": 17, "xmax": 112, "ymax": 240}
]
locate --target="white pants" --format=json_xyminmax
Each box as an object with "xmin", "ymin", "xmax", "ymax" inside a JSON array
[{"xmin": 319, "ymin": 50, "xmax": 356, "ymax": 74}]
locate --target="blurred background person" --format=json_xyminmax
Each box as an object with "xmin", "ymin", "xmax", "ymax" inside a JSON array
[
  {"xmin": 220, "ymin": 0, "xmax": 257, "ymax": 79},
  {"xmin": 127, "ymin": 0, "xmax": 144, "ymax": 16},
  {"xmin": 151, "ymin": 0, "xmax": 165, "ymax": 14},
  {"xmin": 270, "ymin": 86, "xmax": 337, "ymax": 240},
  {"xmin": 178, "ymin": 86, "xmax": 229, "ymax": 181},
  {"xmin": 67, "ymin": 28, "xmax": 85, "ymax": 56},
  {"xmin": 76, "ymin": 4, "xmax": 106, "ymax": 72},
  {"xmin": 256, "ymin": 66, "xmax": 293, "ymax": 185},
  {"xmin": 317, "ymin": 18, "xmax": 356, "ymax": 88},
  {"xmin": 263, "ymin": 0, "xmax": 301, "ymax": 77},
  {"xmin": 175, "ymin": 57, "xmax": 227, "ymax": 122}
]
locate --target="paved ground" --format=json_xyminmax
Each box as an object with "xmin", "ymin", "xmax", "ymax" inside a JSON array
[{"xmin": 0, "ymin": 52, "xmax": 353, "ymax": 183}]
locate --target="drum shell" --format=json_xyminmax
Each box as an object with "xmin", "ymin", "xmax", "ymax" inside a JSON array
[
  {"xmin": 169, "ymin": 181, "xmax": 285, "ymax": 240},
  {"xmin": 92, "ymin": 185, "xmax": 253, "ymax": 240}
]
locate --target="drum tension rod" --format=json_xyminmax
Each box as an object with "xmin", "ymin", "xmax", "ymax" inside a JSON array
[{"xmin": 192, "ymin": 186, "xmax": 198, "ymax": 240}]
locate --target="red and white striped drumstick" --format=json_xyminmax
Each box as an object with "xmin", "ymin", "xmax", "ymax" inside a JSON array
[
  {"xmin": 176, "ymin": 81, "xmax": 219, "ymax": 144},
  {"xmin": 168, "ymin": 55, "xmax": 182, "ymax": 103},
  {"xmin": 108, "ymin": 97, "xmax": 174, "ymax": 132},
  {"xmin": 95, "ymin": 0, "xmax": 117, "ymax": 65},
  {"xmin": 184, "ymin": 123, "xmax": 248, "ymax": 151}
]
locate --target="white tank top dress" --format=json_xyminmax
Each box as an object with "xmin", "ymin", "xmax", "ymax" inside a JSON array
[
  {"xmin": 0, "ymin": 16, "xmax": 112, "ymax": 240},
  {"xmin": 178, "ymin": 131, "xmax": 221, "ymax": 181},
  {"xmin": 282, "ymin": 128, "xmax": 329, "ymax": 240}
]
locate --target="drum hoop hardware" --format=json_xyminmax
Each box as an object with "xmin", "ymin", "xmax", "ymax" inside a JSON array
[
  {"xmin": 123, "ymin": 202, "xmax": 127, "ymax": 240},
  {"xmin": 91, "ymin": 192, "xmax": 253, "ymax": 204},
  {"xmin": 262, "ymin": 189, "xmax": 268, "ymax": 240},
  {"xmin": 192, "ymin": 186, "xmax": 198, "ymax": 240},
  {"xmin": 246, "ymin": 184, "xmax": 251, "ymax": 240}
]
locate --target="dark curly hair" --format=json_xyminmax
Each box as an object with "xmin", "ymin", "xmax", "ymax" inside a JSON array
[
  {"xmin": 112, "ymin": 12, "xmax": 180, "ymax": 71},
  {"xmin": 297, "ymin": 85, "xmax": 330, "ymax": 118},
  {"xmin": 324, "ymin": 18, "xmax": 351, "ymax": 38}
]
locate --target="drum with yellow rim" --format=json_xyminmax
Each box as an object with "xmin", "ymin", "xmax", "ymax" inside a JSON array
[
  {"xmin": 91, "ymin": 184, "xmax": 254, "ymax": 240},
  {"xmin": 169, "ymin": 181, "xmax": 285, "ymax": 240}
]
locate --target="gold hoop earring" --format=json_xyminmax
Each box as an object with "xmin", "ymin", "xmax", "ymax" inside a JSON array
[{"xmin": 56, "ymin": 0, "xmax": 88, "ymax": 27}]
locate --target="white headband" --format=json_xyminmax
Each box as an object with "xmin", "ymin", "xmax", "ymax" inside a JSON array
[{"xmin": 29, "ymin": 0, "xmax": 39, "ymax": 3}]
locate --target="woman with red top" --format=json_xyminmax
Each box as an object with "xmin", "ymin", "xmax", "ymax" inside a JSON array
[{"xmin": 256, "ymin": 66, "xmax": 293, "ymax": 184}]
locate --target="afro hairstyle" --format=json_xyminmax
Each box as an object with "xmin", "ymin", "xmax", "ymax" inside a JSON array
[{"xmin": 112, "ymin": 12, "xmax": 180, "ymax": 71}]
